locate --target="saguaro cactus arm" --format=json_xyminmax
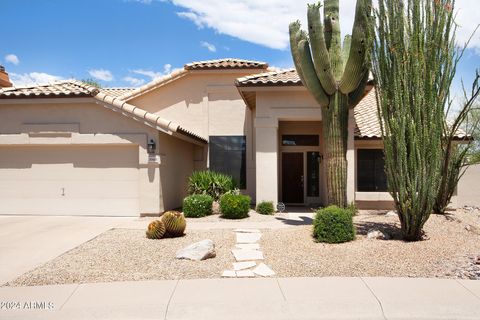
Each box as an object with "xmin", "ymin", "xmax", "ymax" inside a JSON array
[
  {"xmin": 297, "ymin": 39, "xmax": 330, "ymax": 107},
  {"xmin": 324, "ymin": 0, "xmax": 343, "ymax": 79},
  {"xmin": 339, "ymin": 0, "xmax": 372, "ymax": 94},
  {"xmin": 289, "ymin": 21, "xmax": 308, "ymax": 86},
  {"xmin": 342, "ymin": 35, "xmax": 352, "ymax": 71},
  {"xmin": 307, "ymin": 3, "xmax": 337, "ymax": 95}
]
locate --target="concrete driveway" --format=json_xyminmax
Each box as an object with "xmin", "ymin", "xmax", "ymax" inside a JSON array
[{"xmin": 0, "ymin": 216, "xmax": 134, "ymax": 285}]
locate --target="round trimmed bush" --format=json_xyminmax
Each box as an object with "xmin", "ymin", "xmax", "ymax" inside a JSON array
[
  {"xmin": 256, "ymin": 201, "xmax": 275, "ymax": 215},
  {"xmin": 183, "ymin": 194, "xmax": 213, "ymax": 218},
  {"xmin": 220, "ymin": 194, "xmax": 251, "ymax": 219},
  {"xmin": 313, "ymin": 206, "xmax": 355, "ymax": 243}
]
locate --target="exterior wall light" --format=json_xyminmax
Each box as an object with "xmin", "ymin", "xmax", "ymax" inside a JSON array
[{"xmin": 147, "ymin": 138, "xmax": 156, "ymax": 154}]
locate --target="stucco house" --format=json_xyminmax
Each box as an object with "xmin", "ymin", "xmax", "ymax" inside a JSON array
[{"xmin": 0, "ymin": 58, "xmax": 477, "ymax": 216}]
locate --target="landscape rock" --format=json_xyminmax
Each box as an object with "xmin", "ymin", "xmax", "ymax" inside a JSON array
[
  {"xmin": 253, "ymin": 263, "xmax": 275, "ymax": 277},
  {"xmin": 231, "ymin": 249, "xmax": 264, "ymax": 261},
  {"xmin": 235, "ymin": 270, "xmax": 255, "ymax": 278},
  {"xmin": 221, "ymin": 270, "xmax": 236, "ymax": 278},
  {"xmin": 385, "ymin": 211, "xmax": 397, "ymax": 217},
  {"xmin": 236, "ymin": 232, "xmax": 262, "ymax": 244},
  {"xmin": 233, "ymin": 261, "xmax": 256, "ymax": 271},
  {"xmin": 176, "ymin": 239, "xmax": 216, "ymax": 261},
  {"xmin": 465, "ymin": 224, "xmax": 480, "ymax": 235},
  {"xmin": 367, "ymin": 229, "xmax": 391, "ymax": 240},
  {"xmin": 235, "ymin": 243, "xmax": 260, "ymax": 250},
  {"xmin": 234, "ymin": 228, "xmax": 261, "ymax": 233}
]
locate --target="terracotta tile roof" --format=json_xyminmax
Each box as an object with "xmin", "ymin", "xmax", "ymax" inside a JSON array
[
  {"xmin": 101, "ymin": 87, "xmax": 135, "ymax": 97},
  {"xmin": 118, "ymin": 68, "xmax": 188, "ymax": 101},
  {"xmin": 0, "ymin": 80, "xmax": 97, "ymax": 99},
  {"xmin": 354, "ymin": 88, "xmax": 382, "ymax": 138},
  {"xmin": 236, "ymin": 69, "xmax": 301, "ymax": 87},
  {"xmin": 185, "ymin": 58, "xmax": 268, "ymax": 70},
  {"xmin": 0, "ymin": 80, "xmax": 207, "ymax": 144}
]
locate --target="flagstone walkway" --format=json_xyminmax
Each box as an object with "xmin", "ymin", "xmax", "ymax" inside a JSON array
[{"xmin": 222, "ymin": 228, "xmax": 275, "ymax": 278}]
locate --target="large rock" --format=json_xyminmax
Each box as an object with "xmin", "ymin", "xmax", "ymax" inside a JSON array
[
  {"xmin": 176, "ymin": 239, "xmax": 216, "ymax": 261},
  {"xmin": 367, "ymin": 229, "xmax": 391, "ymax": 240},
  {"xmin": 385, "ymin": 211, "xmax": 397, "ymax": 217}
]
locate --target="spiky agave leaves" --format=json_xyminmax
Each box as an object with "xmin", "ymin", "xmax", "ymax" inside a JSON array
[
  {"xmin": 146, "ymin": 220, "xmax": 166, "ymax": 239},
  {"xmin": 161, "ymin": 211, "xmax": 187, "ymax": 237}
]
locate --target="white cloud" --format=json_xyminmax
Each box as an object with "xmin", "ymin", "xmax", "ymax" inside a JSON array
[
  {"xmin": 200, "ymin": 41, "xmax": 217, "ymax": 52},
  {"xmin": 170, "ymin": 0, "xmax": 480, "ymax": 52},
  {"xmin": 123, "ymin": 76, "xmax": 145, "ymax": 86},
  {"xmin": 5, "ymin": 54, "xmax": 20, "ymax": 65},
  {"xmin": 88, "ymin": 69, "xmax": 114, "ymax": 81},
  {"xmin": 10, "ymin": 72, "xmax": 62, "ymax": 86},
  {"xmin": 132, "ymin": 64, "xmax": 174, "ymax": 80}
]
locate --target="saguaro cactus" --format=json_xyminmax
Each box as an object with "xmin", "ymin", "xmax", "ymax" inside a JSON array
[{"xmin": 289, "ymin": 0, "xmax": 372, "ymax": 207}]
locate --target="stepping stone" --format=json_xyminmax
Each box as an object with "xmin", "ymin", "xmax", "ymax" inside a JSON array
[
  {"xmin": 234, "ymin": 228, "xmax": 261, "ymax": 233},
  {"xmin": 236, "ymin": 232, "xmax": 262, "ymax": 244},
  {"xmin": 222, "ymin": 270, "xmax": 236, "ymax": 278},
  {"xmin": 232, "ymin": 249, "xmax": 264, "ymax": 262},
  {"xmin": 235, "ymin": 243, "xmax": 260, "ymax": 250},
  {"xmin": 233, "ymin": 261, "xmax": 256, "ymax": 271},
  {"xmin": 253, "ymin": 263, "xmax": 275, "ymax": 277},
  {"xmin": 236, "ymin": 270, "xmax": 255, "ymax": 278}
]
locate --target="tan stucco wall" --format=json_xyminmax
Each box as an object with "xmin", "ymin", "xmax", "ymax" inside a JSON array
[
  {"xmin": 157, "ymin": 131, "xmax": 195, "ymax": 211},
  {"xmin": 254, "ymin": 89, "xmax": 325, "ymax": 206},
  {"xmin": 0, "ymin": 100, "xmax": 196, "ymax": 216},
  {"xmin": 456, "ymin": 163, "xmax": 480, "ymax": 208},
  {"xmin": 128, "ymin": 71, "xmax": 261, "ymax": 198}
]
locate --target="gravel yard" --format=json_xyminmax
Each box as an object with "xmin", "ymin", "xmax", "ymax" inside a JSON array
[{"xmin": 7, "ymin": 209, "xmax": 480, "ymax": 286}]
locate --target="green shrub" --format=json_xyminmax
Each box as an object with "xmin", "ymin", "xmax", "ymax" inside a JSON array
[
  {"xmin": 183, "ymin": 194, "xmax": 213, "ymax": 218},
  {"xmin": 220, "ymin": 194, "xmax": 251, "ymax": 219},
  {"xmin": 313, "ymin": 206, "xmax": 355, "ymax": 243},
  {"xmin": 256, "ymin": 201, "xmax": 275, "ymax": 215},
  {"xmin": 187, "ymin": 170, "xmax": 236, "ymax": 200},
  {"xmin": 347, "ymin": 202, "xmax": 359, "ymax": 216}
]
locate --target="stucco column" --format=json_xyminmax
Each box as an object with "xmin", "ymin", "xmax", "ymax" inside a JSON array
[
  {"xmin": 346, "ymin": 109, "xmax": 355, "ymax": 204},
  {"xmin": 254, "ymin": 117, "xmax": 278, "ymax": 206}
]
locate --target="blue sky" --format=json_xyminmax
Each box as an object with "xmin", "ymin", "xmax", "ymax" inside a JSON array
[{"xmin": 1, "ymin": 0, "xmax": 479, "ymax": 98}]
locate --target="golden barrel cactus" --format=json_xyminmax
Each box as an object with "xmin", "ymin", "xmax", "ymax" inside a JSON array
[
  {"xmin": 161, "ymin": 211, "xmax": 186, "ymax": 237},
  {"xmin": 146, "ymin": 220, "xmax": 166, "ymax": 239}
]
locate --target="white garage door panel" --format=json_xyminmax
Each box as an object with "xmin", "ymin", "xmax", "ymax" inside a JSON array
[{"xmin": 0, "ymin": 146, "xmax": 140, "ymax": 216}]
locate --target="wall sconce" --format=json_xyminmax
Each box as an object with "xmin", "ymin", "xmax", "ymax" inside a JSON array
[
  {"xmin": 317, "ymin": 154, "xmax": 324, "ymax": 163},
  {"xmin": 147, "ymin": 138, "xmax": 156, "ymax": 154}
]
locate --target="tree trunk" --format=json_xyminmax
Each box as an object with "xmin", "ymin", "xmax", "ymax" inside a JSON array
[{"xmin": 322, "ymin": 92, "xmax": 349, "ymax": 207}]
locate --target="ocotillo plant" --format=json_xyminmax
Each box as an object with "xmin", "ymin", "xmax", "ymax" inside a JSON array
[
  {"xmin": 289, "ymin": 0, "xmax": 372, "ymax": 207},
  {"xmin": 434, "ymin": 72, "xmax": 480, "ymax": 215},
  {"xmin": 372, "ymin": 0, "xmax": 456, "ymax": 240}
]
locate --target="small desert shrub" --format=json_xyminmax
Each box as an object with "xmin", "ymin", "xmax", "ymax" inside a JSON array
[
  {"xmin": 256, "ymin": 201, "xmax": 275, "ymax": 215},
  {"xmin": 313, "ymin": 206, "xmax": 355, "ymax": 243},
  {"xmin": 220, "ymin": 194, "xmax": 251, "ymax": 219},
  {"xmin": 347, "ymin": 202, "xmax": 359, "ymax": 216},
  {"xmin": 183, "ymin": 194, "xmax": 213, "ymax": 218},
  {"xmin": 187, "ymin": 170, "xmax": 236, "ymax": 200}
]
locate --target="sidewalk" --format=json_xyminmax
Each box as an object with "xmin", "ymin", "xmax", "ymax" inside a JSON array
[{"xmin": 1, "ymin": 277, "xmax": 479, "ymax": 319}]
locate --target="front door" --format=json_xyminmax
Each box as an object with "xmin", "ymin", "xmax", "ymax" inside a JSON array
[{"xmin": 282, "ymin": 152, "xmax": 304, "ymax": 204}]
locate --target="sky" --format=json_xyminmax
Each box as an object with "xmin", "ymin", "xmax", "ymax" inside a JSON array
[{"xmin": 1, "ymin": 0, "xmax": 479, "ymax": 99}]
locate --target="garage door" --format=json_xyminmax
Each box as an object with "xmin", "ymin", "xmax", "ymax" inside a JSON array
[{"xmin": 0, "ymin": 145, "xmax": 139, "ymax": 216}]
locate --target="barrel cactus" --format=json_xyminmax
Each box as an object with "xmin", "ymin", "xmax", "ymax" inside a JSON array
[
  {"xmin": 289, "ymin": 0, "xmax": 373, "ymax": 207},
  {"xmin": 145, "ymin": 220, "xmax": 166, "ymax": 239},
  {"xmin": 161, "ymin": 211, "xmax": 186, "ymax": 237}
]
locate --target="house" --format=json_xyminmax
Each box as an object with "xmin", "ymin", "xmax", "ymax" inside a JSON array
[{"xmin": 0, "ymin": 58, "xmax": 477, "ymax": 216}]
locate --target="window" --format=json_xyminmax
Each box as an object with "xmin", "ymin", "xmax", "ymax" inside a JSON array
[
  {"xmin": 282, "ymin": 135, "xmax": 319, "ymax": 146},
  {"xmin": 357, "ymin": 149, "xmax": 388, "ymax": 192},
  {"xmin": 209, "ymin": 136, "xmax": 246, "ymax": 189},
  {"xmin": 307, "ymin": 152, "xmax": 321, "ymax": 197}
]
